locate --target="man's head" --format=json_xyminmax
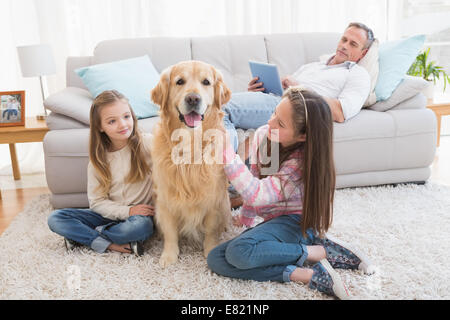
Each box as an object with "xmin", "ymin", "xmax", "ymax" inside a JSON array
[{"xmin": 333, "ymin": 22, "xmax": 374, "ymax": 64}]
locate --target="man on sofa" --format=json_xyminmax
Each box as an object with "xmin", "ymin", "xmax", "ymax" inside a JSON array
[
  {"xmin": 224, "ymin": 22, "xmax": 375, "ymax": 152},
  {"xmin": 225, "ymin": 22, "xmax": 374, "ymax": 208}
]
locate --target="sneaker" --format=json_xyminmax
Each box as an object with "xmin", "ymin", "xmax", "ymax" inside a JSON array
[
  {"xmin": 315, "ymin": 234, "xmax": 376, "ymax": 275},
  {"xmin": 309, "ymin": 259, "xmax": 351, "ymax": 300},
  {"xmin": 64, "ymin": 238, "xmax": 79, "ymax": 251},
  {"xmin": 130, "ymin": 241, "xmax": 144, "ymax": 257}
]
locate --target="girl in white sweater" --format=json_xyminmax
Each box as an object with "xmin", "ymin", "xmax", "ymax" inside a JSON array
[{"xmin": 48, "ymin": 90, "xmax": 154, "ymax": 256}]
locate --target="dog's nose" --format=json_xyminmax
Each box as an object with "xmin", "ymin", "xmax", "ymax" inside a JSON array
[{"xmin": 185, "ymin": 93, "xmax": 201, "ymax": 107}]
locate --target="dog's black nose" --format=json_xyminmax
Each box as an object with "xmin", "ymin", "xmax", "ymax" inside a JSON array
[{"xmin": 185, "ymin": 93, "xmax": 201, "ymax": 107}]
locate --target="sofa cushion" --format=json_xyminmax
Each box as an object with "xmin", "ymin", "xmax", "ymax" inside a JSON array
[
  {"xmin": 389, "ymin": 92, "xmax": 426, "ymax": 111},
  {"xmin": 93, "ymin": 37, "xmax": 192, "ymax": 72},
  {"xmin": 191, "ymin": 35, "xmax": 268, "ymax": 92},
  {"xmin": 75, "ymin": 55, "xmax": 160, "ymax": 119},
  {"xmin": 334, "ymin": 109, "xmax": 395, "ymax": 143},
  {"xmin": 375, "ymin": 34, "xmax": 426, "ymax": 101},
  {"xmin": 46, "ymin": 112, "xmax": 88, "ymax": 130},
  {"xmin": 359, "ymin": 39, "xmax": 379, "ymax": 107},
  {"xmin": 264, "ymin": 34, "xmax": 307, "ymax": 80},
  {"xmin": 333, "ymin": 108, "xmax": 436, "ymax": 175},
  {"xmin": 369, "ymin": 76, "xmax": 428, "ymax": 112},
  {"xmin": 66, "ymin": 56, "xmax": 93, "ymax": 89},
  {"xmin": 266, "ymin": 33, "xmax": 340, "ymax": 91},
  {"xmin": 138, "ymin": 116, "xmax": 161, "ymax": 134},
  {"xmin": 44, "ymin": 87, "xmax": 93, "ymax": 125}
]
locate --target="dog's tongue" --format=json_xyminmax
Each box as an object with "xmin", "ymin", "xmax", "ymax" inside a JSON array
[{"xmin": 184, "ymin": 111, "xmax": 202, "ymax": 127}]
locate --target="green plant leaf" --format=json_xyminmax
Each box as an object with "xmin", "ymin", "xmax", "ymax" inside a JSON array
[{"xmin": 409, "ymin": 47, "xmax": 450, "ymax": 91}]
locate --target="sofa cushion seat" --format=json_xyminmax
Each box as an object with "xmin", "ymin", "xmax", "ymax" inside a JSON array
[{"xmin": 334, "ymin": 108, "xmax": 436, "ymax": 176}]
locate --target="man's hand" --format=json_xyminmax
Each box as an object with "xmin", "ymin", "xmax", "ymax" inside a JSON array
[
  {"xmin": 129, "ymin": 204, "xmax": 155, "ymax": 216},
  {"xmin": 248, "ymin": 77, "xmax": 265, "ymax": 92},
  {"xmin": 323, "ymin": 97, "xmax": 345, "ymax": 123},
  {"xmin": 281, "ymin": 76, "xmax": 299, "ymax": 89}
]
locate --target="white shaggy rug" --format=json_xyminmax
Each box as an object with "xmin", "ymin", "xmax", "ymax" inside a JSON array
[{"xmin": 1, "ymin": 183, "xmax": 450, "ymax": 300}]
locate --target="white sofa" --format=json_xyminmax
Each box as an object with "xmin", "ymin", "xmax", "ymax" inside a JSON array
[{"xmin": 43, "ymin": 33, "xmax": 437, "ymax": 209}]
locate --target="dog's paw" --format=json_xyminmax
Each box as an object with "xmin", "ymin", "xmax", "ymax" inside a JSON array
[
  {"xmin": 203, "ymin": 248, "xmax": 211, "ymax": 259},
  {"xmin": 159, "ymin": 251, "xmax": 178, "ymax": 268},
  {"xmin": 203, "ymin": 242, "xmax": 218, "ymax": 258}
]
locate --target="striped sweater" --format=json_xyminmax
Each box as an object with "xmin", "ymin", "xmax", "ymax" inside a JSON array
[{"xmin": 224, "ymin": 125, "xmax": 304, "ymax": 227}]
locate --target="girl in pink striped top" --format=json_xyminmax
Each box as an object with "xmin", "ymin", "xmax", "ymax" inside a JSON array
[{"xmin": 208, "ymin": 88, "xmax": 374, "ymax": 300}]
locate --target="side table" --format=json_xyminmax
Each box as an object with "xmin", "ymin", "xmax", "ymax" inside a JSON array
[
  {"xmin": 427, "ymin": 101, "xmax": 450, "ymax": 147},
  {"xmin": 0, "ymin": 117, "xmax": 49, "ymax": 182}
]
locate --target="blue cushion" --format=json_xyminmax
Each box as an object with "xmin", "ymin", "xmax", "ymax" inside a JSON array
[
  {"xmin": 75, "ymin": 55, "xmax": 160, "ymax": 119},
  {"xmin": 375, "ymin": 34, "xmax": 426, "ymax": 101}
]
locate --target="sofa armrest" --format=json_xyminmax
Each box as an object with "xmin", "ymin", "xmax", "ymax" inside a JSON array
[
  {"xmin": 44, "ymin": 87, "xmax": 93, "ymax": 125},
  {"xmin": 46, "ymin": 112, "xmax": 89, "ymax": 130}
]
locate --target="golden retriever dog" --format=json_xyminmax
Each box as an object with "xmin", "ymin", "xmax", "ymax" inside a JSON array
[{"xmin": 150, "ymin": 60, "xmax": 232, "ymax": 268}]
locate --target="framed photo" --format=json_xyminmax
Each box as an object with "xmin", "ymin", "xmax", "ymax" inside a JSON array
[{"xmin": 0, "ymin": 91, "xmax": 25, "ymax": 127}]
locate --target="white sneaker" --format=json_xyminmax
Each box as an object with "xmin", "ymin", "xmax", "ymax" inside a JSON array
[{"xmin": 309, "ymin": 259, "xmax": 352, "ymax": 300}]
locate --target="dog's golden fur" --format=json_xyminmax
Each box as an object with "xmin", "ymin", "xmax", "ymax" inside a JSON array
[{"xmin": 150, "ymin": 61, "xmax": 232, "ymax": 267}]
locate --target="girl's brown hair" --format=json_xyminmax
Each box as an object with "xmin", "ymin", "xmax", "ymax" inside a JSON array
[
  {"xmin": 259, "ymin": 88, "xmax": 335, "ymax": 237},
  {"xmin": 89, "ymin": 90, "xmax": 151, "ymax": 196}
]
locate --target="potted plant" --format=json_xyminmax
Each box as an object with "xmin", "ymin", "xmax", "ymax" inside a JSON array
[{"xmin": 407, "ymin": 47, "xmax": 450, "ymax": 101}]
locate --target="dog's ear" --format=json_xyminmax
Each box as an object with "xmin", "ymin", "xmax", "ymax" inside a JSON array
[
  {"xmin": 213, "ymin": 68, "xmax": 231, "ymax": 108},
  {"xmin": 151, "ymin": 66, "xmax": 172, "ymax": 112}
]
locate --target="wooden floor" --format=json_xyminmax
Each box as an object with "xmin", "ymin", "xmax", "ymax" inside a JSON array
[
  {"xmin": 1, "ymin": 136, "xmax": 450, "ymax": 236},
  {"xmin": 0, "ymin": 186, "xmax": 50, "ymax": 235}
]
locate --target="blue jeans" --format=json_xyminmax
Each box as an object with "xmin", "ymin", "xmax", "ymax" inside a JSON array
[
  {"xmin": 2, "ymin": 109, "xmax": 18, "ymax": 121},
  {"xmin": 47, "ymin": 208, "xmax": 154, "ymax": 253},
  {"xmin": 207, "ymin": 214, "xmax": 316, "ymax": 283},
  {"xmin": 223, "ymin": 92, "xmax": 282, "ymax": 151}
]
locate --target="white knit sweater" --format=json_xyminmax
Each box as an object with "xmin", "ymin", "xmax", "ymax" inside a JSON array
[{"xmin": 87, "ymin": 133, "xmax": 153, "ymax": 221}]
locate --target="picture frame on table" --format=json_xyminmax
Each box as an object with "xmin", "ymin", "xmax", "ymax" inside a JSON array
[{"xmin": 0, "ymin": 91, "xmax": 25, "ymax": 127}]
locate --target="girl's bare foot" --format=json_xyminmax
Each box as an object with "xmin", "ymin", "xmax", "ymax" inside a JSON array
[
  {"xmin": 290, "ymin": 267, "xmax": 314, "ymax": 284},
  {"xmin": 306, "ymin": 245, "xmax": 326, "ymax": 263}
]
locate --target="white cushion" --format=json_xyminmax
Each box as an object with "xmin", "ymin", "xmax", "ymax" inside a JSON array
[
  {"xmin": 44, "ymin": 87, "xmax": 93, "ymax": 125},
  {"xmin": 369, "ymin": 76, "xmax": 428, "ymax": 112},
  {"xmin": 358, "ymin": 39, "xmax": 379, "ymax": 107}
]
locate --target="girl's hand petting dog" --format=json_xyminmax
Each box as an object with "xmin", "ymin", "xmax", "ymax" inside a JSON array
[
  {"xmin": 129, "ymin": 204, "xmax": 155, "ymax": 217},
  {"xmin": 219, "ymin": 130, "xmax": 236, "ymax": 165}
]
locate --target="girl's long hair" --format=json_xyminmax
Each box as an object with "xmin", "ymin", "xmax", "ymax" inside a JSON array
[
  {"xmin": 259, "ymin": 88, "xmax": 335, "ymax": 237},
  {"xmin": 89, "ymin": 90, "xmax": 151, "ymax": 196}
]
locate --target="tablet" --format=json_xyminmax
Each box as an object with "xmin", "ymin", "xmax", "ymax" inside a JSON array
[{"xmin": 248, "ymin": 60, "xmax": 284, "ymax": 96}]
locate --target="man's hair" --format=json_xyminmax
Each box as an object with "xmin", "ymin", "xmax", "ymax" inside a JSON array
[{"xmin": 347, "ymin": 22, "xmax": 375, "ymax": 49}]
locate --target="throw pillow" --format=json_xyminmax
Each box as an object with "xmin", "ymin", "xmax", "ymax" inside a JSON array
[
  {"xmin": 358, "ymin": 39, "xmax": 379, "ymax": 107},
  {"xmin": 44, "ymin": 87, "xmax": 93, "ymax": 125},
  {"xmin": 75, "ymin": 55, "xmax": 160, "ymax": 119},
  {"xmin": 369, "ymin": 75, "xmax": 428, "ymax": 112},
  {"xmin": 375, "ymin": 34, "xmax": 426, "ymax": 101}
]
